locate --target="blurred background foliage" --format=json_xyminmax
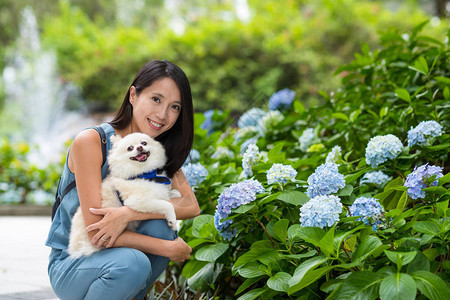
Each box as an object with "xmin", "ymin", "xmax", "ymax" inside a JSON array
[{"xmin": 0, "ymin": 0, "xmax": 448, "ymax": 113}]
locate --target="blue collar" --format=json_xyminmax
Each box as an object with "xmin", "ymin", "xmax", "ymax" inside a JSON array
[{"xmin": 130, "ymin": 170, "xmax": 171, "ymax": 185}]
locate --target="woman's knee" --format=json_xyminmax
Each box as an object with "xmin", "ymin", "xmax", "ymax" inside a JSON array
[{"xmin": 136, "ymin": 219, "xmax": 177, "ymax": 241}]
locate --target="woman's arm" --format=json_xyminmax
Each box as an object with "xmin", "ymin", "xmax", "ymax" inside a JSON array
[{"xmin": 169, "ymin": 169, "xmax": 201, "ymax": 220}]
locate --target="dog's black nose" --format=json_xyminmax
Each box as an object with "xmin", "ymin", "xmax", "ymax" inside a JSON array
[{"xmin": 136, "ymin": 145, "xmax": 143, "ymax": 151}]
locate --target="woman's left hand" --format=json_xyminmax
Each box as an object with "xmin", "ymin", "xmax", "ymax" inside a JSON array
[{"xmin": 86, "ymin": 206, "xmax": 132, "ymax": 248}]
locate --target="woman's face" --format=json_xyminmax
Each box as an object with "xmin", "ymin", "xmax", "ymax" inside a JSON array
[{"xmin": 129, "ymin": 77, "xmax": 182, "ymax": 138}]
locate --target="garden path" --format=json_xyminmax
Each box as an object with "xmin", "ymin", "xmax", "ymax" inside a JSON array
[{"xmin": 0, "ymin": 216, "xmax": 57, "ymax": 300}]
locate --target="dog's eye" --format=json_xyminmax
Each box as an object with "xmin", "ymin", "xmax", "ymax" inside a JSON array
[
  {"xmin": 141, "ymin": 141, "xmax": 147, "ymax": 146},
  {"xmin": 127, "ymin": 146, "xmax": 134, "ymax": 151}
]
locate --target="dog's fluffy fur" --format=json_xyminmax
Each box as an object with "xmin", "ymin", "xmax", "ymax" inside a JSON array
[{"xmin": 68, "ymin": 132, "xmax": 178, "ymax": 258}]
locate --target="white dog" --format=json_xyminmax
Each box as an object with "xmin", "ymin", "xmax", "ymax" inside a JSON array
[{"xmin": 68, "ymin": 132, "xmax": 178, "ymax": 258}]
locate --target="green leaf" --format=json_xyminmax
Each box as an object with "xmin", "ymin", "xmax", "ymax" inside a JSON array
[
  {"xmin": 337, "ymin": 184, "xmax": 354, "ymax": 196},
  {"xmin": 413, "ymin": 221, "xmax": 440, "ymax": 236},
  {"xmin": 235, "ymin": 277, "xmax": 263, "ymax": 295},
  {"xmin": 435, "ymin": 76, "xmax": 450, "ymax": 85},
  {"xmin": 277, "ymin": 190, "xmax": 309, "ymax": 206},
  {"xmin": 273, "ymin": 219, "xmax": 289, "ymax": 242},
  {"xmin": 332, "ymin": 112, "xmax": 350, "ymax": 121},
  {"xmin": 192, "ymin": 214, "xmax": 213, "ymax": 238},
  {"xmin": 188, "ymin": 238, "xmax": 210, "ymax": 249},
  {"xmin": 395, "ymin": 88, "xmax": 411, "ymax": 103},
  {"xmin": 384, "ymin": 250, "xmax": 417, "ymax": 267},
  {"xmin": 351, "ymin": 235, "xmax": 383, "ymax": 265},
  {"xmin": 294, "ymin": 226, "xmax": 326, "ymax": 247},
  {"xmin": 237, "ymin": 287, "xmax": 268, "ymax": 300},
  {"xmin": 234, "ymin": 240, "xmax": 277, "ymax": 268},
  {"xmin": 195, "ymin": 243, "xmax": 229, "ymax": 262},
  {"xmin": 336, "ymin": 271, "xmax": 382, "ymax": 300},
  {"xmin": 396, "ymin": 191, "xmax": 408, "ymax": 211},
  {"xmin": 233, "ymin": 203, "xmax": 256, "ymax": 214},
  {"xmin": 267, "ymin": 272, "xmax": 292, "ymax": 292},
  {"xmin": 288, "ymin": 256, "xmax": 328, "ymax": 289},
  {"xmin": 409, "ymin": 56, "xmax": 429, "ymax": 76},
  {"xmin": 345, "ymin": 168, "xmax": 370, "ymax": 184},
  {"xmin": 379, "ymin": 273, "xmax": 416, "ymax": 300},
  {"xmin": 319, "ymin": 225, "xmax": 336, "ymax": 258},
  {"xmin": 237, "ymin": 262, "xmax": 266, "ymax": 278},
  {"xmin": 289, "ymin": 265, "xmax": 335, "ymax": 295},
  {"xmin": 268, "ymin": 143, "xmax": 284, "ymax": 162},
  {"xmin": 438, "ymin": 172, "xmax": 450, "ymax": 185},
  {"xmin": 412, "ymin": 270, "xmax": 450, "ymax": 300}
]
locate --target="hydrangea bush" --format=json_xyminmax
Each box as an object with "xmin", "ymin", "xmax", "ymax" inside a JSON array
[{"xmin": 173, "ymin": 25, "xmax": 450, "ymax": 299}]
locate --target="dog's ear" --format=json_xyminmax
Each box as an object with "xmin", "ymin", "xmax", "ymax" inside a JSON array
[{"xmin": 110, "ymin": 135, "xmax": 121, "ymax": 145}]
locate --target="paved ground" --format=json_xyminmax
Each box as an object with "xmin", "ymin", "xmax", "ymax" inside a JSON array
[{"xmin": 0, "ymin": 216, "xmax": 57, "ymax": 300}]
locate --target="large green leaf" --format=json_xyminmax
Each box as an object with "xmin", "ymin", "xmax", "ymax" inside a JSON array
[
  {"xmin": 277, "ymin": 190, "xmax": 309, "ymax": 206},
  {"xmin": 384, "ymin": 250, "xmax": 417, "ymax": 268},
  {"xmin": 195, "ymin": 243, "xmax": 229, "ymax": 262},
  {"xmin": 350, "ymin": 235, "xmax": 383, "ymax": 265},
  {"xmin": 336, "ymin": 271, "xmax": 382, "ymax": 300},
  {"xmin": 234, "ymin": 240, "xmax": 278, "ymax": 269},
  {"xmin": 235, "ymin": 277, "xmax": 263, "ymax": 296},
  {"xmin": 191, "ymin": 214, "xmax": 214, "ymax": 238},
  {"xmin": 379, "ymin": 273, "xmax": 416, "ymax": 300},
  {"xmin": 237, "ymin": 262, "xmax": 267, "ymax": 278},
  {"xmin": 319, "ymin": 225, "xmax": 336, "ymax": 258},
  {"xmin": 288, "ymin": 256, "xmax": 328, "ymax": 293},
  {"xmin": 273, "ymin": 219, "xmax": 290, "ymax": 242},
  {"xmin": 411, "ymin": 270, "xmax": 450, "ymax": 300},
  {"xmin": 237, "ymin": 287, "xmax": 269, "ymax": 300},
  {"xmin": 267, "ymin": 272, "xmax": 292, "ymax": 292},
  {"xmin": 288, "ymin": 265, "xmax": 335, "ymax": 295},
  {"xmin": 413, "ymin": 221, "xmax": 441, "ymax": 236},
  {"xmin": 294, "ymin": 226, "xmax": 326, "ymax": 247}
]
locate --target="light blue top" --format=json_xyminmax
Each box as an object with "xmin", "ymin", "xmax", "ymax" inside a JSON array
[{"xmin": 46, "ymin": 123, "xmax": 116, "ymax": 250}]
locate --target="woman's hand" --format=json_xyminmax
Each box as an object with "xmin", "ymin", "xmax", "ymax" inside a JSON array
[
  {"xmin": 167, "ymin": 237, "xmax": 192, "ymax": 262},
  {"xmin": 86, "ymin": 206, "xmax": 133, "ymax": 248}
]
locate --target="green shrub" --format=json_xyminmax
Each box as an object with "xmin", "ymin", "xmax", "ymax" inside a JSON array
[{"xmin": 169, "ymin": 23, "xmax": 450, "ymax": 299}]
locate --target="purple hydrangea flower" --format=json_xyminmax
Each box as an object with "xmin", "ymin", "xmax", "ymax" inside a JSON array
[
  {"xmin": 407, "ymin": 120, "xmax": 443, "ymax": 147},
  {"xmin": 214, "ymin": 179, "xmax": 265, "ymax": 239},
  {"xmin": 360, "ymin": 171, "xmax": 391, "ymax": 186},
  {"xmin": 404, "ymin": 164, "xmax": 443, "ymax": 199},
  {"xmin": 238, "ymin": 108, "xmax": 266, "ymax": 129},
  {"xmin": 300, "ymin": 195, "xmax": 343, "ymax": 228},
  {"xmin": 306, "ymin": 163, "xmax": 345, "ymax": 198},
  {"xmin": 348, "ymin": 197, "xmax": 384, "ymax": 231},
  {"xmin": 365, "ymin": 134, "xmax": 403, "ymax": 168},
  {"xmin": 269, "ymin": 88, "xmax": 296, "ymax": 111},
  {"xmin": 181, "ymin": 162, "xmax": 208, "ymax": 187},
  {"xmin": 266, "ymin": 163, "xmax": 297, "ymax": 185}
]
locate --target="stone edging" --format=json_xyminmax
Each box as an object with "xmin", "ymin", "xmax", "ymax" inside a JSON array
[{"xmin": 0, "ymin": 204, "xmax": 52, "ymax": 216}]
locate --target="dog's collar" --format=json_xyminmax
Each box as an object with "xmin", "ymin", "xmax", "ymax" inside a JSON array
[{"xmin": 129, "ymin": 170, "xmax": 171, "ymax": 185}]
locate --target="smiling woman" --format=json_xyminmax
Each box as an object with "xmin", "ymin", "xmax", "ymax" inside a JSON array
[{"xmin": 46, "ymin": 59, "xmax": 200, "ymax": 300}]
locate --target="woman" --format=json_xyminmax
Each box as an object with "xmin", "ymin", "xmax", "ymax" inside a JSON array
[{"xmin": 46, "ymin": 60, "xmax": 200, "ymax": 300}]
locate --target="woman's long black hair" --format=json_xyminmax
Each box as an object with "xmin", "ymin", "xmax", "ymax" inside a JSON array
[{"xmin": 109, "ymin": 60, "xmax": 194, "ymax": 178}]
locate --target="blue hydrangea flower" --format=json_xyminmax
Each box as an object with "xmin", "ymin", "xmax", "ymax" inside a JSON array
[
  {"xmin": 238, "ymin": 108, "xmax": 266, "ymax": 129},
  {"xmin": 365, "ymin": 134, "xmax": 403, "ymax": 168},
  {"xmin": 360, "ymin": 171, "xmax": 391, "ymax": 186},
  {"xmin": 240, "ymin": 136, "xmax": 259, "ymax": 154},
  {"xmin": 242, "ymin": 144, "xmax": 260, "ymax": 177},
  {"xmin": 269, "ymin": 88, "xmax": 296, "ymax": 111},
  {"xmin": 306, "ymin": 163, "xmax": 345, "ymax": 198},
  {"xmin": 183, "ymin": 149, "xmax": 201, "ymax": 166},
  {"xmin": 181, "ymin": 162, "xmax": 208, "ymax": 187},
  {"xmin": 211, "ymin": 146, "xmax": 234, "ymax": 160},
  {"xmin": 266, "ymin": 163, "xmax": 297, "ymax": 185},
  {"xmin": 200, "ymin": 109, "xmax": 222, "ymax": 135},
  {"xmin": 348, "ymin": 197, "xmax": 384, "ymax": 231},
  {"xmin": 300, "ymin": 195, "xmax": 343, "ymax": 228},
  {"xmin": 299, "ymin": 128, "xmax": 315, "ymax": 152},
  {"xmin": 257, "ymin": 110, "xmax": 284, "ymax": 137},
  {"xmin": 407, "ymin": 120, "xmax": 443, "ymax": 147},
  {"xmin": 325, "ymin": 145, "xmax": 342, "ymax": 164},
  {"xmin": 214, "ymin": 179, "xmax": 265, "ymax": 239},
  {"xmin": 404, "ymin": 164, "xmax": 443, "ymax": 199}
]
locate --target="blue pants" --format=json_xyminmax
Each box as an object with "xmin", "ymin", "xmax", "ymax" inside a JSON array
[{"xmin": 48, "ymin": 219, "xmax": 177, "ymax": 300}]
